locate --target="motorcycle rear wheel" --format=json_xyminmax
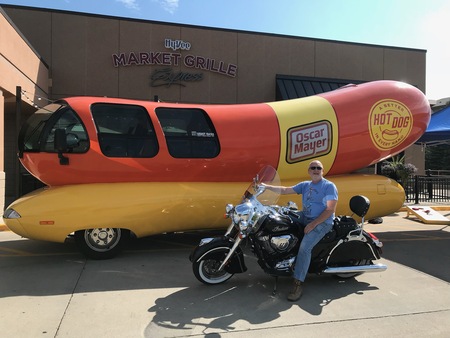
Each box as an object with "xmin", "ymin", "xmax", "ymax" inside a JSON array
[{"xmin": 193, "ymin": 247, "xmax": 234, "ymax": 285}]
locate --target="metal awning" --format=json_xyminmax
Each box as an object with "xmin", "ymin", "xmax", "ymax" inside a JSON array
[{"xmin": 276, "ymin": 75, "xmax": 362, "ymax": 100}]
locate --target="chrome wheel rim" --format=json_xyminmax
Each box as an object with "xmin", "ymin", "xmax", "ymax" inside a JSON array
[{"xmin": 84, "ymin": 228, "xmax": 121, "ymax": 252}]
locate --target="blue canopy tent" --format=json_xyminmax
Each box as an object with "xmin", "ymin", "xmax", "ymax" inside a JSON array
[{"xmin": 415, "ymin": 105, "xmax": 450, "ymax": 145}]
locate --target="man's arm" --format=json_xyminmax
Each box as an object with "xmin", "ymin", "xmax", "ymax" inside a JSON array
[
  {"xmin": 304, "ymin": 199, "xmax": 338, "ymax": 234},
  {"xmin": 262, "ymin": 184, "xmax": 296, "ymax": 195}
]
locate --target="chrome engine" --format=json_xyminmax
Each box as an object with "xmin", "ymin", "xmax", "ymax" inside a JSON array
[
  {"xmin": 271, "ymin": 235, "xmax": 295, "ymax": 251},
  {"xmin": 257, "ymin": 234, "xmax": 298, "ymax": 254}
]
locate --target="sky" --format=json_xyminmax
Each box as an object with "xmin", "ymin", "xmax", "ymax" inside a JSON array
[{"xmin": 1, "ymin": 0, "xmax": 449, "ymax": 100}]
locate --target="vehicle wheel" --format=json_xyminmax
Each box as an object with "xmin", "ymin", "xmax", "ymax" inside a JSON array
[
  {"xmin": 334, "ymin": 259, "xmax": 371, "ymax": 279},
  {"xmin": 193, "ymin": 247, "xmax": 234, "ymax": 285},
  {"xmin": 74, "ymin": 228, "xmax": 130, "ymax": 259}
]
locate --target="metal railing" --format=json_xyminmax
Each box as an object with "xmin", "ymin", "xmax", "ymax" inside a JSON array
[
  {"xmin": 425, "ymin": 170, "xmax": 450, "ymax": 176},
  {"xmin": 404, "ymin": 174, "xmax": 450, "ymax": 204}
]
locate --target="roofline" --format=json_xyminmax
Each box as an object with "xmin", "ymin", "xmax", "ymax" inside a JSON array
[
  {"xmin": 0, "ymin": 4, "xmax": 427, "ymax": 53},
  {"xmin": 0, "ymin": 5, "xmax": 49, "ymax": 68}
]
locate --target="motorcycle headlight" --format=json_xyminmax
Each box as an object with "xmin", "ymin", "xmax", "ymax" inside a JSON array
[
  {"xmin": 233, "ymin": 202, "xmax": 252, "ymax": 225},
  {"xmin": 239, "ymin": 221, "xmax": 249, "ymax": 232}
]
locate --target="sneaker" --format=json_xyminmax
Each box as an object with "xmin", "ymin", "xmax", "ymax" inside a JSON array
[{"xmin": 287, "ymin": 279, "xmax": 303, "ymax": 301}]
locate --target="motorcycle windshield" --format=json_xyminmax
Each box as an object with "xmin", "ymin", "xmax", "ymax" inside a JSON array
[{"xmin": 243, "ymin": 165, "xmax": 281, "ymax": 205}]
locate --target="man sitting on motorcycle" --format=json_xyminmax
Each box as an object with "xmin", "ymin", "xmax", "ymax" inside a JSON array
[{"xmin": 263, "ymin": 159, "xmax": 338, "ymax": 301}]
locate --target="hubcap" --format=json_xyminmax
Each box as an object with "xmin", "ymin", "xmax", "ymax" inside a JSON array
[
  {"xmin": 199, "ymin": 259, "xmax": 232, "ymax": 283},
  {"xmin": 84, "ymin": 228, "xmax": 120, "ymax": 252}
]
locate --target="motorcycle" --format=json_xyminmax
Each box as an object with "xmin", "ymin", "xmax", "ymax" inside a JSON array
[{"xmin": 189, "ymin": 165, "xmax": 387, "ymax": 292}]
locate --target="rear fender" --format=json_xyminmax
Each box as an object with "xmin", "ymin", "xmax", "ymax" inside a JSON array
[
  {"xmin": 363, "ymin": 231, "xmax": 383, "ymax": 257},
  {"xmin": 190, "ymin": 236, "xmax": 247, "ymax": 274}
]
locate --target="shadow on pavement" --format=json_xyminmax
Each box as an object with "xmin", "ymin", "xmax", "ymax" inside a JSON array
[
  {"xmin": 375, "ymin": 229, "xmax": 450, "ymax": 282},
  {"xmin": 145, "ymin": 273, "xmax": 378, "ymax": 335},
  {"xmin": 1, "ymin": 225, "xmax": 448, "ymax": 302}
]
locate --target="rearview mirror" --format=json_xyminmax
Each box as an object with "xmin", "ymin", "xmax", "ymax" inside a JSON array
[{"xmin": 55, "ymin": 128, "xmax": 67, "ymax": 152}]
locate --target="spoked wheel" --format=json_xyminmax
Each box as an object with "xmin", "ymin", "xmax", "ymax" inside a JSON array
[
  {"xmin": 75, "ymin": 228, "xmax": 130, "ymax": 259},
  {"xmin": 334, "ymin": 259, "xmax": 372, "ymax": 279},
  {"xmin": 193, "ymin": 247, "xmax": 234, "ymax": 285}
]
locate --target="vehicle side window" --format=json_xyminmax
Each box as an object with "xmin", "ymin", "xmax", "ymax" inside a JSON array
[
  {"xmin": 92, "ymin": 103, "xmax": 158, "ymax": 158},
  {"xmin": 42, "ymin": 109, "xmax": 89, "ymax": 153},
  {"xmin": 155, "ymin": 108, "xmax": 220, "ymax": 158}
]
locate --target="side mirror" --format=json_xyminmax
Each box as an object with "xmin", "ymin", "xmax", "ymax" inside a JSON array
[
  {"xmin": 54, "ymin": 128, "xmax": 69, "ymax": 165},
  {"xmin": 286, "ymin": 201, "xmax": 298, "ymax": 210}
]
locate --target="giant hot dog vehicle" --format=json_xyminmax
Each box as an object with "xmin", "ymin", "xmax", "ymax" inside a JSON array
[{"xmin": 3, "ymin": 80, "xmax": 431, "ymax": 258}]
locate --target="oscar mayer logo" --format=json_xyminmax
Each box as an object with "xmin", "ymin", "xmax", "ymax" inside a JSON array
[
  {"xmin": 369, "ymin": 99, "xmax": 413, "ymax": 150},
  {"xmin": 287, "ymin": 121, "xmax": 332, "ymax": 163}
]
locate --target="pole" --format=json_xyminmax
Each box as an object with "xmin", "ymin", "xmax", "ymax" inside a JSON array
[{"xmin": 15, "ymin": 86, "xmax": 22, "ymax": 200}]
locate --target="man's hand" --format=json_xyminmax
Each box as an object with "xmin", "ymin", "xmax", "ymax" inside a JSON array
[{"xmin": 304, "ymin": 223, "xmax": 315, "ymax": 234}]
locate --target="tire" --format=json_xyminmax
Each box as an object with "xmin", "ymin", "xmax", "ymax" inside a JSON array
[
  {"xmin": 334, "ymin": 259, "xmax": 371, "ymax": 279},
  {"xmin": 74, "ymin": 228, "xmax": 130, "ymax": 259},
  {"xmin": 193, "ymin": 247, "xmax": 234, "ymax": 285}
]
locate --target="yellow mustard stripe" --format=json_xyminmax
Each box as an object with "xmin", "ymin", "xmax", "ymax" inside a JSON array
[
  {"xmin": 4, "ymin": 175, "xmax": 404, "ymax": 242},
  {"xmin": 267, "ymin": 96, "xmax": 338, "ymax": 182},
  {"xmin": 5, "ymin": 182, "xmax": 249, "ymax": 242}
]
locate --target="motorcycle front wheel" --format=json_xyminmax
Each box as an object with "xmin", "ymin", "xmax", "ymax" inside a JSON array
[{"xmin": 193, "ymin": 247, "xmax": 234, "ymax": 285}]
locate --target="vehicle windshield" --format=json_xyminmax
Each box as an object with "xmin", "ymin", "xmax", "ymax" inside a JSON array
[
  {"xmin": 243, "ymin": 165, "xmax": 281, "ymax": 205},
  {"xmin": 19, "ymin": 103, "xmax": 65, "ymax": 153},
  {"xmin": 18, "ymin": 102, "xmax": 89, "ymax": 155}
]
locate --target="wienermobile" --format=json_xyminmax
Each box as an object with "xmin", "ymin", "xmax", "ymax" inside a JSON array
[{"xmin": 3, "ymin": 80, "xmax": 431, "ymax": 258}]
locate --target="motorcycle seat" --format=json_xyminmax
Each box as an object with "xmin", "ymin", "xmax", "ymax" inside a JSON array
[
  {"xmin": 333, "ymin": 216, "xmax": 358, "ymax": 237},
  {"xmin": 320, "ymin": 229, "xmax": 337, "ymax": 243}
]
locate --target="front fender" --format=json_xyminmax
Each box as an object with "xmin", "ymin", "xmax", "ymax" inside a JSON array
[{"xmin": 189, "ymin": 236, "xmax": 247, "ymax": 274}]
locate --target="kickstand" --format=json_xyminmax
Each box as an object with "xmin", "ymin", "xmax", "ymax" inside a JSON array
[{"xmin": 272, "ymin": 276, "xmax": 278, "ymax": 295}]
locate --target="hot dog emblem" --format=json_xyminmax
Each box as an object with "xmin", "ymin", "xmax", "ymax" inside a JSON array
[{"xmin": 368, "ymin": 99, "xmax": 413, "ymax": 150}]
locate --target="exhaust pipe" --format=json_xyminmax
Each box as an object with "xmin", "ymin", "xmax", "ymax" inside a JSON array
[{"xmin": 323, "ymin": 264, "xmax": 387, "ymax": 274}]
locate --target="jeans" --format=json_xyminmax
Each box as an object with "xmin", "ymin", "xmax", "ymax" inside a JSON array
[{"xmin": 293, "ymin": 215, "xmax": 333, "ymax": 282}]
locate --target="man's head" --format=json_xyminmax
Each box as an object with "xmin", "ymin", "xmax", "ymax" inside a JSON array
[{"xmin": 308, "ymin": 160, "xmax": 324, "ymax": 182}]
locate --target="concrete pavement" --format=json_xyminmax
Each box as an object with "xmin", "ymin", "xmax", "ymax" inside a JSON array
[{"xmin": 0, "ymin": 209, "xmax": 449, "ymax": 337}]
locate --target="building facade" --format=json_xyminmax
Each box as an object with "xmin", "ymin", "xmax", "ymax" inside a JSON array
[{"xmin": 0, "ymin": 5, "xmax": 427, "ymax": 209}]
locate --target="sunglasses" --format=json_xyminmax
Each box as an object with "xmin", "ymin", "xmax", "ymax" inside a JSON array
[{"xmin": 309, "ymin": 166, "xmax": 322, "ymax": 170}]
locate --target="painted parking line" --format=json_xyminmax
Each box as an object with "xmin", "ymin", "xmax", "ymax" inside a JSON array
[
  {"xmin": 0, "ymin": 245, "xmax": 80, "ymax": 257},
  {"xmin": 0, "ymin": 246, "xmax": 32, "ymax": 256},
  {"xmin": 0, "ymin": 251, "xmax": 81, "ymax": 257}
]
